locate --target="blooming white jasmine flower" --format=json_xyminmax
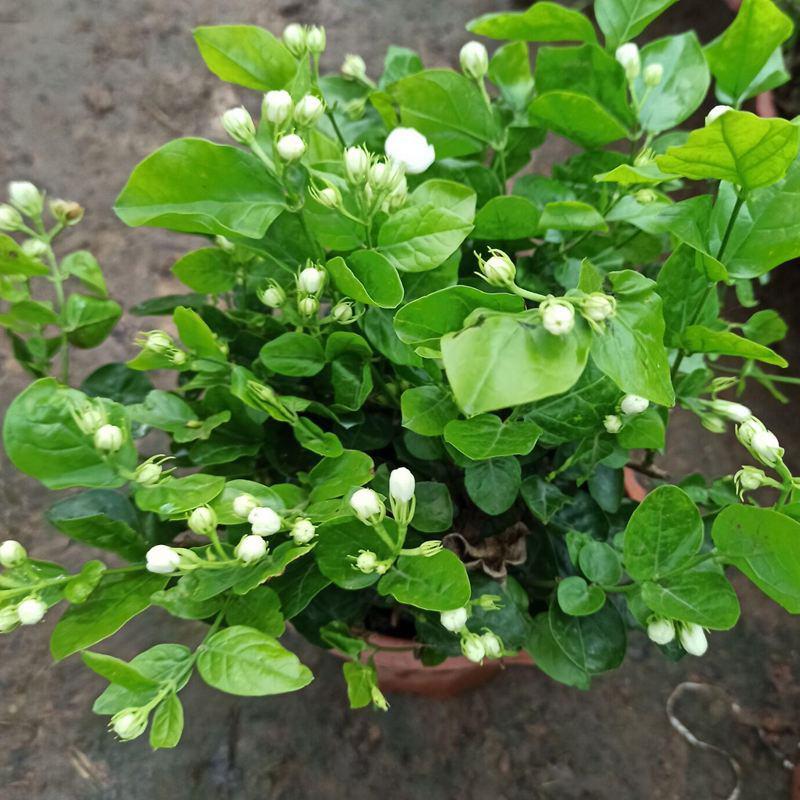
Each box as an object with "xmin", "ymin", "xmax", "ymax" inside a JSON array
[
  {"xmin": 276, "ymin": 133, "xmax": 305, "ymax": 161},
  {"xmin": 389, "ymin": 467, "xmax": 415, "ymax": 503},
  {"xmin": 582, "ymin": 293, "xmax": 616, "ymax": 322},
  {"xmin": 460, "ymin": 631, "xmax": 486, "ymax": 663},
  {"xmin": 258, "ymin": 283, "xmax": 286, "ymax": 309},
  {"xmin": 248, "ymin": 506, "xmax": 282, "ymax": 536},
  {"xmin": 615, "ymin": 43, "xmax": 640, "ymax": 80},
  {"xmin": 233, "ymin": 493, "xmax": 258, "ymax": 519},
  {"xmin": 0, "ymin": 606, "xmax": 19, "ymax": 632},
  {"xmin": 8, "ymin": 181, "xmax": 43, "ymax": 217},
  {"xmin": 440, "ymin": 607, "xmax": 469, "ymax": 632},
  {"xmin": 298, "ymin": 265, "xmax": 325, "ymax": 294},
  {"xmin": 355, "ymin": 549, "xmax": 379, "ymax": 573},
  {"xmin": 94, "ymin": 424, "xmax": 124, "ymax": 453},
  {"xmin": 349, "ymin": 488, "xmax": 386, "ymax": 525},
  {"xmin": 479, "ymin": 250, "xmax": 516, "ymax": 288},
  {"xmin": 0, "ymin": 539, "xmax": 27, "ymax": 568},
  {"xmin": 291, "ymin": 518, "xmax": 316, "ymax": 545},
  {"xmin": 647, "ymin": 618, "xmax": 676, "ymax": 645},
  {"xmin": 705, "ymin": 104, "xmax": 732, "ymax": 126},
  {"xmin": 344, "ymin": 146, "xmax": 370, "ymax": 183},
  {"xmin": 620, "ymin": 394, "xmax": 649, "ymax": 415},
  {"xmin": 751, "ymin": 429, "xmax": 783, "ymax": 466},
  {"xmin": 603, "ymin": 414, "xmax": 623, "ymax": 434},
  {"xmin": 17, "ymin": 596, "xmax": 47, "ymax": 625},
  {"xmin": 294, "ymin": 94, "xmax": 324, "ymax": 127},
  {"xmin": 298, "ymin": 296, "xmax": 319, "ymax": 317},
  {"xmin": 146, "ymin": 544, "xmax": 181, "ymax": 574},
  {"xmin": 709, "ymin": 399, "xmax": 751, "ymax": 423},
  {"xmin": 541, "ymin": 299, "xmax": 575, "ymax": 336},
  {"xmin": 481, "ymin": 631, "xmax": 503, "ymax": 659},
  {"xmin": 235, "ymin": 534, "xmax": 268, "ymax": 563},
  {"xmin": 188, "ymin": 506, "xmax": 217, "ymax": 537},
  {"xmin": 341, "ymin": 53, "xmax": 367, "ymax": 81},
  {"xmin": 0, "ymin": 204, "xmax": 23, "ymax": 231},
  {"xmin": 282, "ymin": 23, "xmax": 307, "ymax": 56},
  {"xmin": 459, "ymin": 41, "xmax": 489, "ymax": 80},
  {"xmin": 643, "ymin": 63, "xmax": 663, "ymax": 87},
  {"xmin": 385, "ymin": 127, "xmax": 435, "ymax": 175},
  {"xmin": 221, "ymin": 106, "xmax": 256, "ymax": 144},
  {"xmin": 110, "ymin": 708, "xmax": 149, "ymax": 741},
  {"xmin": 678, "ymin": 623, "xmax": 708, "ymax": 657},
  {"xmin": 306, "ymin": 25, "xmax": 326, "ymax": 54}
]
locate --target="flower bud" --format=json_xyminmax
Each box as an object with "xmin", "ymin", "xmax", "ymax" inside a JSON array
[
  {"xmin": 235, "ymin": 533, "xmax": 268, "ymax": 563},
  {"xmin": 370, "ymin": 684, "xmax": 390, "ymax": 711},
  {"xmin": 355, "ymin": 549, "xmax": 379, "ymax": 573},
  {"xmin": 341, "ymin": 53, "xmax": 367, "ymax": 81},
  {"xmin": 701, "ymin": 414, "xmax": 727, "ymax": 434},
  {"xmin": 459, "ymin": 41, "xmax": 489, "ymax": 81},
  {"xmin": 705, "ymin": 104, "xmax": 732, "ymax": 126},
  {"xmin": 146, "ymin": 544, "xmax": 181, "ymax": 574},
  {"xmin": 643, "ymin": 62, "xmax": 663, "ymax": 87},
  {"xmin": 21, "ymin": 239, "xmax": 49, "ymax": 259},
  {"xmin": 581, "ymin": 293, "xmax": 616, "ymax": 322},
  {"xmin": 620, "ymin": 394, "xmax": 648, "ymax": 415},
  {"xmin": 315, "ymin": 185, "xmax": 341, "ymax": 209},
  {"xmin": 298, "ymin": 296, "xmax": 319, "ymax": 318},
  {"xmin": 331, "ymin": 300, "xmax": 355, "ymax": 323},
  {"xmin": 258, "ymin": 282, "xmax": 287, "ymax": 309},
  {"xmin": 473, "ymin": 594, "xmax": 502, "ymax": 610},
  {"xmin": 306, "ymin": 25, "xmax": 326, "ymax": 55},
  {"xmin": 134, "ymin": 461, "xmax": 162, "ymax": 486},
  {"xmin": 291, "ymin": 518, "xmax": 316, "ymax": 545},
  {"xmin": 8, "ymin": 181, "xmax": 43, "ymax": 217},
  {"xmin": 389, "ymin": 467, "xmax": 415, "ymax": 503},
  {"xmin": 298, "ymin": 265, "xmax": 325, "ymax": 294},
  {"xmin": 615, "ymin": 42, "xmax": 640, "ymax": 81},
  {"xmin": 215, "ymin": 234, "xmax": 235, "ymax": 253},
  {"xmin": 384, "ymin": 127, "xmax": 435, "ymax": 175},
  {"xmin": 110, "ymin": 708, "xmax": 149, "ymax": 741},
  {"xmin": 49, "ymin": 198, "xmax": 84, "ymax": 226},
  {"xmin": 481, "ymin": 631, "xmax": 503, "ymax": 659},
  {"xmin": 171, "ymin": 350, "xmax": 187, "ymax": 366},
  {"xmin": 440, "ymin": 607, "xmax": 468, "ymax": 632},
  {"xmin": 143, "ymin": 330, "xmax": 173, "ymax": 354},
  {"xmin": 94, "ymin": 423, "xmax": 124, "ymax": 453},
  {"xmin": 460, "ymin": 631, "xmax": 486, "ymax": 663},
  {"xmin": 709, "ymin": 399, "xmax": 751, "ymax": 424},
  {"xmin": 282, "ymin": 23, "xmax": 307, "ymax": 56},
  {"xmin": 603, "ymin": 414, "xmax": 623, "ymax": 434},
  {"xmin": 751, "ymin": 428, "xmax": 783, "ymax": 466},
  {"xmin": 72, "ymin": 402, "xmax": 106, "ymax": 435},
  {"xmin": 294, "ymin": 94, "xmax": 324, "ymax": 127},
  {"xmin": 349, "ymin": 488, "xmax": 386, "ymax": 525},
  {"xmin": 263, "ymin": 90, "xmax": 294, "ymax": 126},
  {"xmin": 678, "ymin": 623, "xmax": 708, "ymax": 657},
  {"xmin": 188, "ymin": 506, "xmax": 217, "ymax": 537},
  {"xmin": 540, "ymin": 299, "xmax": 575, "ymax": 336},
  {"xmin": 734, "ymin": 466, "xmax": 771, "ymax": 498},
  {"xmin": 0, "ymin": 203, "xmax": 23, "ymax": 231},
  {"xmin": 635, "ymin": 188, "xmax": 659, "ymax": 204},
  {"xmin": 0, "ymin": 540, "xmax": 27, "ymax": 568},
  {"xmin": 634, "ymin": 147, "xmax": 656, "ymax": 167},
  {"xmin": 248, "ymin": 506, "xmax": 282, "ymax": 536},
  {"xmin": 233, "ymin": 493, "xmax": 258, "ymax": 519},
  {"xmin": 344, "ymin": 146, "xmax": 370, "ymax": 184},
  {"xmin": 17, "ymin": 596, "xmax": 47, "ymax": 625},
  {"xmin": 276, "ymin": 133, "xmax": 306, "ymax": 162},
  {"xmin": 417, "ymin": 540, "xmax": 443, "ymax": 557},
  {"xmin": 647, "ymin": 617, "xmax": 676, "ymax": 645},
  {"xmin": 0, "ymin": 606, "xmax": 19, "ymax": 633},
  {"xmin": 221, "ymin": 106, "xmax": 256, "ymax": 145},
  {"xmin": 736, "ymin": 416, "xmax": 766, "ymax": 447},
  {"xmin": 479, "ymin": 250, "xmax": 516, "ymax": 288}
]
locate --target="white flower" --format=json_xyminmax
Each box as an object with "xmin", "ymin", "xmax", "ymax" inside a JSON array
[
  {"xmin": 17, "ymin": 596, "xmax": 47, "ymax": 625},
  {"xmin": 349, "ymin": 488, "xmax": 385, "ymax": 525},
  {"xmin": 459, "ymin": 41, "xmax": 489, "ymax": 80},
  {"xmin": 679, "ymin": 623, "xmax": 708, "ymax": 657},
  {"xmin": 389, "ymin": 467, "xmax": 415, "ymax": 503},
  {"xmin": 8, "ymin": 181, "xmax": 43, "ymax": 217},
  {"xmin": 582, "ymin": 293, "xmax": 616, "ymax": 322},
  {"xmin": 344, "ymin": 146, "xmax": 370, "ymax": 183},
  {"xmin": 146, "ymin": 544, "xmax": 181, "ymax": 574},
  {"xmin": 0, "ymin": 539, "xmax": 27, "ymax": 568},
  {"xmin": 751, "ymin": 429, "xmax": 783, "ymax": 466},
  {"xmin": 710, "ymin": 399, "xmax": 751, "ymax": 423},
  {"xmin": 230, "ymin": 494, "xmax": 255, "ymax": 520},
  {"xmin": 248, "ymin": 506, "xmax": 282, "ymax": 536},
  {"xmin": 93, "ymin": 424, "xmax": 124, "ymax": 452},
  {"xmin": 111, "ymin": 708, "xmax": 148, "ymax": 741},
  {"xmin": 298, "ymin": 265, "xmax": 325, "ymax": 294},
  {"xmin": 291, "ymin": 518, "xmax": 316, "ymax": 545},
  {"xmin": 481, "ymin": 631, "xmax": 503, "ymax": 659},
  {"xmin": 276, "ymin": 133, "xmax": 305, "ymax": 161},
  {"xmin": 298, "ymin": 296, "xmax": 319, "ymax": 317},
  {"xmin": 355, "ymin": 549, "xmax": 379, "ymax": 573},
  {"xmin": 0, "ymin": 203, "xmax": 23, "ymax": 231},
  {"xmin": 440, "ymin": 607, "xmax": 468, "ymax": 632},
  {"xmin": 541, "ymin": 300, "xmax": 575, "ymax": 336},
  {"xmin": 603, "ymin": 414, "xmax": 623, "ymax": 434},
  {"xmin": 306, "ymin": 25, "xmax": 326, "ymax": 54},
  {"xmin": 221, "ymin": 106, "xmax": 256, "ymax": 144},
  {"xmin": 705, "ymin": 104, "xmax": 732, "ymax": 126},
  {"xmin": 479, "ymin": 250, "xmax": 516, "ymax": 287},
  {"xmin": 235, "ymin": 534, "xmax": 268, "ymax": 563},
  {"xmin": 615, "ymin": 43, "xmax": 640, "ymax": 81},
  {"xmin": 384, "ymin": 127, "xmax": 435, "ymax": 175},
  {"xmin": 647, "ymin": 618, "xmax": 676, "ymax": 645},
  {"xmin": 620, "ymin": 394, "xmax": 649, "ymax": 415},
  {"xmin": 294, "ymin": 94, "xmax": 324, "ymax": 127},
  {"xmin": 188, "ymin": 506, "xmax": 217, "ymax": 537},
  {"xmin": 341, "ymin": 53, "xmax": 367, "ymax": 80},
  {"xmin": 643, "ymin": 62, "xmax": 663, "ymax": 87},
  {"xmin": 460, "ymin": 632, "xmax": 486, "ymax": 663},
  {"xmin": 282, "ymin": 23, "xmax": 307, "ymax": 55}
]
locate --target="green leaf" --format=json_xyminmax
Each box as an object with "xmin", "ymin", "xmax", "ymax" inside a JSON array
[
  {"xmin": 444, "ymin": 414, "xmax": 541, "ymax": 459},
  {"xmin": 174, "ymin": 306, "xmax": 228, "ymax": 360},
  {"xmin": 473, "ymin": 196, "xmax": 540, "ymax": 239},
  {"xmin": 464, "ymin": 456, "xmax": 521, "ymax": 515},
  {"xmin": 377, "ymin": 550, "xmax": 470, "ymax": 611},
  {"xmin": 172, "ymin": 248, "xmax": 237, "ymax": 294},
  {"xmin": 410, "ymin": 179, "xmax": 477, "ymax": 222},
  {"xmin": 594, "ymin": 162, "xmax": 676, "ymax": 185},
  {"xmin": 712, "ymin": 504, "xmax": 800, "ymax": 613},
  {"xmin": 520, "ymin": 475, "xmax": 570, "ymax": 524},
  {"xmin": 557, "ymin": 576, "xmax": 606, "ymax": 617},
  {"xmin": 618, "ymin": 406, "xmax": 665, "ymax": 450},
  {"xmin": 342, "ymin": 661, "xmax": 378, "ymax": 709},
  {"xmin": 539, "ymin": 200, "xmax": 607, "ymax": 232},
  {"xmin": 623, "ymin": 485, "xmax": 703, "ymax": 581},
  {"xmin": 641, "ymin": 572, "xmax": 740, "ymax": 630},
  {"xmin": 260, "ymin": 332, "xmax": 326, "ymax": 377},
  {"xmin": 704, "ymin": 0, "xmax": 793, "ymax": 104},
  {"xmin": 62, "ymin": 294, "xmax": 122, "ymax": 349},
  {"xmin": 410, "ymin": 481, "xmax": 453, "ymax": 533},
  {"xmin": 591, "ymin": 270, "xmax": 674, "ymax": 407},
  {"xmin": 468, "ymin": 2, "xmax": 596, "ymax": 43},
  {"xmin": 0, "ymin": 234, "xmax": 49, "ymax": 276},
  {"xmin": 390, "ymin": 69, "xmax": 497, "ymax": 157},
  {"xmin": 114, "ymin": 138, "xmax": 285, "ymax": 238},
  {"xmin": 380, "ymin": 45, "xmax": 423, "ymax": 87},
  {"xmin": 595, "ymin": 0, "xmax": 678, "ymax": 49},
  {"xmin": 656, "ymin": 111, "xmax": 799, "ymax": 193},
  {"xmin": 150, "ymin": 693, "xmax": 184, "ymax": 750},
  {"xmin": 51, "ymin": 572, "xmax": 168, "ymax": 660},
  {"xmin": 135, "ymin": 473, "xmax": 226, "ymax": 516},
  {"xmin": 270, "ymin": 559, "xmax": 331, "ymax": 619},
  {"xmin": 681, "ymin": 325, "xmax": 787, "ymax": 367},
  {"xmin": 400, "ymin": 385, "xmax": 460, "ymax": 436},
  {"xmin": 193, "ymin": 25, "xmax": 297, "ymax": 91},
  {"xmin": 525, "ymin": 613, "xmax": 590, "ymax": 689},
  {"xmin": 225, "ymin": 586, "xmax": 284, "ymax": 637},
  {"xmin": 488, "ymin": 42, "xmax": 534, "ymax": 111},
  {"xmin": 197, "ymin": 625, "xmax": 313, "ymax": 696},
  {"xmin": 129, "ymin": 390, "xmax": 230, "ymax": 443},
  {"xmin": 308, "ymin": 450, "xmax": 374, "ymax": 502},
  {"xmin": 742, "ymin": 309, "xmax": 787, "ymax": 346},
  {"xmin": 548, "ymin": 602, "xmax": 626, "ymax": 674},
  {"xmin": 61, "ymin": 250, "xmax": 108, "ymax": 297},
  {"xmin": 82, "ymin": 651, "xmax": 159, "ymax": 691},
  {"xmin": 579, "ymin": 541, "xmax": 623, "ymax": 586},
  {"xmin": 327, "ymin": 251, "xmax": 404, "ymax": 308}
]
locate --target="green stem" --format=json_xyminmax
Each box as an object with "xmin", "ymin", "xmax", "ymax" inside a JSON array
[
  {"xmin": 510, "ymin": 284, "xmax": 547, "ymax": 303},
  {"xmin": 44, "ymin": 246, "xmax": 69, "ymax": 383},
  {"xmin": 371, "ymin": 521, "xmax": 397, "ymax": 553},
  {"xmin": 325, "ymin": 109, "xmax": 347, "ymax": 147},
  {"xmin": 249, "ymin": 140, "xmax": 277, "ymax": 172}
]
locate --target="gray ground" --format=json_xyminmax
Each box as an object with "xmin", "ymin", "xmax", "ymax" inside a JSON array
[{"xmin": 1, "ymin": 1, "xmax": 799, "ymax": 798}]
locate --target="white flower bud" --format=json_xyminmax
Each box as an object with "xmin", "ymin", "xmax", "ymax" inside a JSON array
[
  {"xmin": 258, "ymin": 283, "xmax": 286, "ymax": 309},
  {"xmin": 355, "ymin": 549, "xmax": 379, "ymax": 573},
  {"xmin": 291, "ymin": 518, "xmax": 316, "ymax": 545},
  {"xmin": 17, "ymin": 596, "xmax": 47, "ymax": 625},
  {"xmin": 298, "ymin": 265, "xmax": 325, "ymax": 294},
  {"xmin": 479, "ymin": 251, "xmax": 516, "ymax": 287},
  {"xmin": 263, "ymin": 90, "xmax": 294, "ymax": 126},
  {"xmin": 481, "ymin": 631, "xmax": 503, "ymax": 659},
  {"xmin": 0, "ymin": 203, "xmax": 23, "ymax": 231},
  {"xmin": 459, "ymin": 41, "xmax": 489, "ymax": 80},
  {"xmin": 188, "ymin": 506, "xmax": 217, "ymax": 537},
  {"xmin": 582, "ymin": 293, "xmax": 616, "ymax": 322},
  {"xmin": 306, "ymin": 25, "xmax": 326, "ymax": 55},
  {"xmin": 235, "ymin": 533, "xmax": 268, "ymax": 563},
  {"xmin": 751, "ymin": 429, "xmax": 783, "ymax": 466},
  {"xmin": 460, "ymin": 632, "xmax": 486, "ymax": 663},
  {"xmin": 331, "ymin": 300, "xmax": 355, "ymax": 323},
  {"xmin": 8, "ymin": 181, "xmax": 43, "ymax": 217},
  {"xmin": 615, "ymin": 43, "xmax": 641, "ymax": 81},
  {"xmin": 221, "ymin": 106, "xmax": 256, "ymax": 145},
  {"xmin": 315, "ymin": 186, "xmax": 341, "ymax": 209},
  {"xmin": 146, "ymin": 544, "xmax": 181, "ymax": 574},
  {"xmin": 705, "ymin": 104, "xmax": 733, "ymax": 126},
  {"xmin": 0, "ymin": 540, "xmax": 27, "ymax": 568},
  {"xmin": 384, "ymin": 127, "xmax": 435, "ymax": 175},
  {"xmin": 21, "ymin": 239, "xmax": 49, "ymax": 259},
  {"xmin": 134, "ymin": 462, "xmax": 162, "ymax": 486},
  {"xmin": 701, "ymin": 414, "xmax": 727, "ymax": 434},
  {"xmin": 93, "ymin": 423, "xmax": 124, "ymax": 453},
  {"xmin": 171, "ymin": 350, "xmax": 187, "ymax": 366},
  {"xmin": 276, "ymin": 133, "xmax": 306, "ymax": 162},
  {"xmin": 73, "ymin": 404, "xmax": 106, "ymax": 435},
  {"xmin": 349, "ymin": 488, "xmax": 386, "ymax": 525},
  {"xmin": 709, "ymin": 400, "xmax": 751, "ymax": 423},
  {"xmin": 110, "ymin": 708, "xmax": 149, "ymax": 741},
  {"xmin": 643, "ymin": 62, "xmax": 663, "ymax": 87},
  {"xmin": 736, "ymin": 416, "xmax": 766, "ymax": 447},
  {"xmin": 344, "ymin": 146, "xmax": 370, "ymax": 184},
  {"xmin": 603, "ymin": 414, "xmax": 623, "ymax": 434},
  {"xmin": 620, "ymin": 394, "xmax": 649, "ymax": 415},
  {"xmin": 541, "ymin": 300, "xmax": 575, "ymax": 336},
  {"xmin": 440, "ymin": 607, "xmax": 468, "ymax": 632},
  {"xmin": 215, "ymin": 234, "xmax": 235, "ymax": 253},
  {"xmin": 0, "ymin": 605, "xmax": 19, "ymax": 632},
  {"xmin": 143, "ymin": 330, "xmax": 173, "ymax": 354},
  {"xmin": 282, "ymin": 23, "xmax": 307, "ymax": 56},
  {"xmin": 647, "ymin": 618, "xmax": 676, "ymax": 645},
  {"xmin": 294, "ymin": 94, "xmax": 324, "ymax": 127},
  {"xmin": 341, "ymin": 53, "xmax": 367, "ymax": 80},
  {"xmin": 248, "ymin": 506, "xmax": 282, "ymax": 536},
  {"xmin": 678, "ymin": 623, "xmax": 708, "ymax": 657},
  {"xmin": 389, "ymin": 467, "xmax": 415, "ymax": 503},
  {"xmin": 233, "ymin": 493, "xmax": 258, "ymax": 519},
  {"xmin": 49, "ymin": 198, "xmax": 83, "ymax": 226},
  {"xmin": 734, "ymin": 466, "xmax": 770, "ymax": 499},
  {"xmin": 298, "ymin": 296, "xmax": 319, "ymax": 317},
  {"xmin": 635, "ymin": 188, "xmax": 659, "ymax": 204}
]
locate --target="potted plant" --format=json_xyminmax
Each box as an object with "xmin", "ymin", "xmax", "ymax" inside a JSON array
[{"xmin": 1, "ymin": 0, "xmax": 799, "ymax": 748}]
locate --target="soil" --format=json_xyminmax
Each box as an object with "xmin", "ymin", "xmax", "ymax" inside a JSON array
[{"xmin": 1, "ymin": 1, "xmax": 799, "ymax": 799}]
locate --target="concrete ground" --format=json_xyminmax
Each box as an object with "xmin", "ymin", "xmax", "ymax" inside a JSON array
[{"xmin": 1, "ymin": 1, "xmax": 799, "ymax": 798}]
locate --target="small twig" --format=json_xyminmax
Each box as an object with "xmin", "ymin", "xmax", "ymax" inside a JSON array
[{"xmin": 627, "ymin": 460, "xmax": 669, "ymax": 480}]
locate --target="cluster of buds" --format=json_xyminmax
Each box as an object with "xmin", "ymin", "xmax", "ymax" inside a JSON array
[
  {"xmin": 69, "ymin": 398, "xmax": 125, "ymax": 454},
  {"xmin": 736, "ymin": 416, "xmax": 784, "ymax": 467},
  {"xmin": 0, "ymin": 181, "xmax": 45, "ymax": 232},
  {"xmin": 343, "ymin": 144, "xmax": 409, "ymax": 213},
  {"xmin": 296, "ymin": 262, "xmax": 326, "ymax": 319},
  {"xmin": 282, "ymin": 23, "xmax": 326, "ymax": 57},
  {"xmin": 459, "ymin": 41, "xmax": 489, "ymax": 82},
  {"xmin": 460, "ymin": 629, "xmax": 504, "ymax": 664},
  {"xmin": 647, "ymin": 617, "xmax": 708, "ymax": 656},
  {"xmin": 0, "ymin": 596, "xmax": 48, "ymax": 631},
  {"xmin": 135, "ymin": 330, "xmax": 187, "ymax": 366},
  {"xmin": 603, "ymin": 394, "xmax": 649, "ymax": 435},
  {"xmin": 353, "ymin": 548, "xmax": 392, "ymax": 575}
]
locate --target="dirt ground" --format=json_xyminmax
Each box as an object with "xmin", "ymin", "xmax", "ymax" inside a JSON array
[{"xmin": 1, "ymin": 1, "xmax": 800, "ymax": 798}]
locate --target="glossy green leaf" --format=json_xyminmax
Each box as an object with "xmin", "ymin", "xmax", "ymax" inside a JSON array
[
  {"xmin": 172, "ymin": 248, "xmax": 237, "ymax": 294},
  {"xmin": 81, "ymin": 650, "xmax": 159, "ymax": 691},
  {"xmin": 444, "ymin": 414, "xmax": 541, "ymax": 459},
  {"xmin": 618, "ymin": 406, "xmax": 665, "ymax": 450},
  {"xmin": 61, "ymin": 250, "xmax": 108, "ymax": 297},
  {"xmin": 135, "ymin": 473, "xmax": 226, "ymax": 516},
  {"xmin": 642, "ymin": 572, "xmax": 740, "ymax": 630},
  {"xmin": 487, "ymin": 42, "xmax": 534, "ymax": 111},
  {"xmin": 520, "ymin": 475, "xmax": 570, "ymax": 524},
  {"xmin": 410, "ymin": 481, "xmax": 453, "ymax": 533},
  {"xmin": 62, "ymin": 294, "xmax": 122, "ymax": 349},
  {"xmin": 400, "ymin": 385, "xmax": 460, "ymax": 436},
  {"xmin": 525, "ymin": 613, "xmax": 590, "ymax": 689},
  {"xmin": 327, "ymin": 250, "xmax": 404, "ymax": 308},
  {"xmin": 473, "ymin": 195, "xmax": 540, "ymax": 240},
  {"xmin": 377, "ymin": 550, "xmax": 470, "ymax": 611},
  {"xmin": 557, "ymin": 576, "xmax": 606, "ymax": 617},
  {"xmin": 468, "ymin": 2, "xmax": 596, "ymax": 43},
  {"xmin": 464, "ymin": 456, "xmax": 521, "ymax": 515},
  {"xmin": 681, "ymin": 325, "xmax": 787, "ymax": 367},
  {"xmin": 308, "ymin": 450, "xmax": 374, "ymax": 502},
  {"xmin": 579, "ymin": 541, "xmax": 623, "ymax": 586},
  {"xmin": 0, "ymin": 234, "xmax": 49, "ymax": 277},
  {"xmin": 548, "ymin": 602, "xmax": 626, "ymax": 674},
  {"xmin": 150, "ymin": 693, "xmax": 184, "ymax": 750},
  {"xmin": 225, "ymin": 586, "xmax": 284, "ymax": 637},
  {"xmin": 260, "ymin": 332, "xmax": 326, "ymax": 377},
  {"xmin": 595, "ymin": 0, "xmax": 678, "ymax": 49},
  {"xmin": 539, "ymin": 200, "xmax": 607, "ymax": 232}
]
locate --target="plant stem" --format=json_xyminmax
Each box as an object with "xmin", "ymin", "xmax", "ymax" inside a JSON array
[
  {"xmin": 325, "ymin": 109, "xmax": 347, "ymax": 147},
  {"xmin": 371, "ymin": 521, "xmax": 397, "ymax": 553}
]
